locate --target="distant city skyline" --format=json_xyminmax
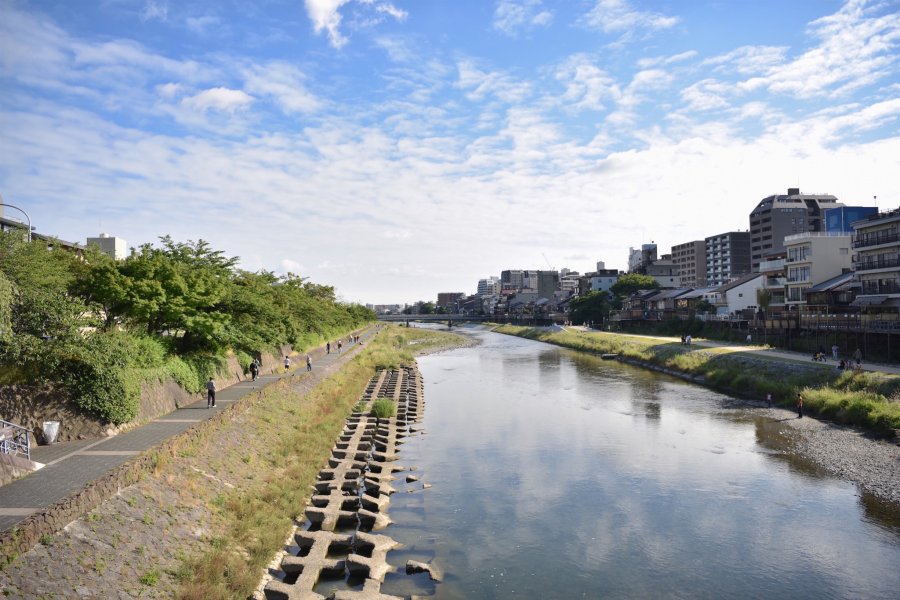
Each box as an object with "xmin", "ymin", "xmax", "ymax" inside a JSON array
[{"xmin": 1, "ymin": 0, "xmax": 898, "ymax": 304}]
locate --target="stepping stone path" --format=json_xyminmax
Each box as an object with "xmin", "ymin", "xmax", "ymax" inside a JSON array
[{"xmin": 264, "ymin": 367, "xmax": 426, "ymax": 600}]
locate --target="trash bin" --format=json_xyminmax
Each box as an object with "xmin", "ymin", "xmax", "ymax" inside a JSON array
[{"xmin": 42, "ymin": 421, "xmax": 60, "ymax": 444}]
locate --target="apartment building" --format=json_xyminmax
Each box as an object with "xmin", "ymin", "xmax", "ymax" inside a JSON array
[
  {"xmin": 671, "ymin": 240, "xmax": 707, "ymax": 287},
  {"xmin": 705, "ymin": 231, "xmax": 750, "ymax": 287},
  {"xmin": 477, "ymin": 277, "xmax": 501, "ymax": 296},
  {"xmin": 851, "ymin": 208, "xmax": 900, "ymax": 308},
  {"xmin": 782, "ymin": 233, "xmax": 852, "ymax": 305},
  {"xmin": 749, "ymin": 188, "xmax": 842, "ymax": 271}
]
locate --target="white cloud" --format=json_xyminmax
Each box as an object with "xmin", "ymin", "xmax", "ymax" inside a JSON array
[
  {"xmin": 140, "ymin": 0, "xmax": 168, "ymax": 22},
  {"xmin": 553, "ymin": 54, "xmax": 619, "ymax": 112},
  {"xmin": 182, "ymin": 87, "xmax": 254, "ymax": 113},
  {"xmin": 305, "ymin": 0, "xmax": 352, "ymax": 48},
  {"xmin": 156, "ymin": 82, "xmax": 183, "ymax": 98},
  {"xmin": 185, "ymin": 15, "xmax": 220, "ymax": 34},
  {"xmin": 581, "ymin": 0, "xmax": 679, "ymax": 34},
  {"xmin": 680, "ymin": 79, "xmax": 731, "ymax": 112},
  {"xmin": 493, "ymin": 0, "xmax": 554, "ymax": 36},
  {"xmin": 456, "ymin": 60, "xmax": 532, "ymax": 104},
  {"xmin": 637, "ymin": 50, "xmax": 698, "ymax": 69},
  {"xmin": 374, "ymin": 2, "xmax": 408, "ymax": 22},
  {"xmin": 242, "ymin": 62, "xmax": 322, "ymax": 114}
]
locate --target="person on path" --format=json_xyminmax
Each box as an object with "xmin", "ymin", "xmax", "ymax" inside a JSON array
[
  {"xmin": 326, "ymin": 341, "xmax": 331, "ymax": 354},
  {"xmin": 306, "ymin": 354, "xmax": 312, "ymax": 371},
  {"xmin": 796, "ymin": 393, "xmax": 804, "ymax": 419},
  {"xmin": 832, "ymin": 344, "xmax": 840, "ymax": 360},
  {"xmin": 249, "ymin": 359, "xmax": 259, "ymax": 381},
  {"xmin": 746, "ymin": 333, "xmax": 752, "ymax": 344},
  {"xmin": 338, "ymin": 340, "xmax": 343, "ymax": 354},
  {"xmin": 853, "ymin": 348, "xmax": 862, "ymax": 367},
  {"xmin": 284, "ymin": 355, "xmax": 291, "ymax": 372},
  {"xmin": 207, "ymin": 377, "xmax": 217, "ymax": 408},
  {"xmin": 766, "ymin": 392, "xmax": 772, "ymax": 408}
]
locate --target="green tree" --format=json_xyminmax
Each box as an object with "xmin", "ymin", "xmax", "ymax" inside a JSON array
[
  {"xmin": 569, "ymin": 291, "xmax": 611, "ymax": 325},
  {"xmin": 610, "ymin": 273, "xmax": 660, "ymax": 308}
]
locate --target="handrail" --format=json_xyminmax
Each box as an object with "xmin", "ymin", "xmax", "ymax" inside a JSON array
[{"xmin": 0, "ymin": 418, "xmax": 30, "ymax": 460}]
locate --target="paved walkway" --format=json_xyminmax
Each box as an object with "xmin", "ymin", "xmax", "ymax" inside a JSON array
[
  {"xmin": 0, "ymin": 329, "xmax": 376, "ymax": 534},
  {"xmin": 564, "ymin": 326, "xmax": 900, "ymax": 376}
]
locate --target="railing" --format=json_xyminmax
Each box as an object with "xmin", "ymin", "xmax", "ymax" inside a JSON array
[
  {"xmin": 861, "ymin": 281, "xmax": 900, "ymax": 295},
  {"xmin": 854, "ymin": 256, "xmax": 900, "ymax": 271},
  {"xmin": 758, "ymin": 259, "xmax": 786, "ymax": 271},
  {"xmin": 0, "ymin": 419, "xmax": 30, "ymax": 460},
  {"xmin": 853, "ymin": 230, "xmax": 900, "ymax": 248}
]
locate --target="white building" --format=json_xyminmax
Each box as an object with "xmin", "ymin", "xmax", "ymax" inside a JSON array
[
  {"xmin": 477, "ymin": 276, "xmax": 501, "ymax": 296},
  {"xmin": 783, "ymin": 233, "xmax": 852, "ymax": 305},
  {"xmin": 86, "ymin": 233, "xmax": 127, "ymax": 260},
  {"xmin": 712, "ymin": 273, "xmax": 764, "ymax": 314}
]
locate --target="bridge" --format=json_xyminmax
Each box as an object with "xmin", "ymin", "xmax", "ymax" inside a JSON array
[{"xmin": 376, "ymin": 314, "xmax": 489, "ymax": 328}]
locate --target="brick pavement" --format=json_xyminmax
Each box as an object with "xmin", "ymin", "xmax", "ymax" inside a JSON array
[{"xmin": 0, "ymin": 328, "xmax": 376, "ymax": 535}]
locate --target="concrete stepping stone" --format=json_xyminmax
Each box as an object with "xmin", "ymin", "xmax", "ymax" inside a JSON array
[
  {"xmin": 346, "ymin": 531, "xmax": 401, "ymax": 582},
  {"xmin": 332, "ymin": 577, "xmax": 402, "ymax": 600}
]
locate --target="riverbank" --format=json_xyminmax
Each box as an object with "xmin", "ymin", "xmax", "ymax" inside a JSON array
[
  {"xmin": 494, "ymin": 325, "xmax": 900, "ymax": 506},
  {"xmin": 0, "ymin": 325, "xmax": 465, "ymax": 599}
]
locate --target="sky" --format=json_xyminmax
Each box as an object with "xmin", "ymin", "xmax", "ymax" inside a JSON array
[{"xmin": 1, "ymin": 0, "xmax": 899, "ymax": 305}]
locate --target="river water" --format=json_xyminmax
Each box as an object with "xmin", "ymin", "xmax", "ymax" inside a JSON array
[{"xmin": 376, "ymin": 327, "xmax": 900, "ymax": 599}]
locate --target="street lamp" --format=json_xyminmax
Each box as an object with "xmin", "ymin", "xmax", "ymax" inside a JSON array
[{"xmin": 0, "ymin": 196, "xmax": 32, "ymax": 242}]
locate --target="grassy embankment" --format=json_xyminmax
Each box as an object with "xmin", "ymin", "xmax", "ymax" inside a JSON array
[
  {"xmin": 166, "ymin": 325, "xmax": 460, "ymax": 600},
  {"xmin": 494, "ymin": 325, "xmax": 900, "ymax": 436}
]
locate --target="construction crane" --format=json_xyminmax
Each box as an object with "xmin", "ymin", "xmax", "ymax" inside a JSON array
[{"xmin": 542, "ymin": 252, "xmax": 555, "ymax": 271}]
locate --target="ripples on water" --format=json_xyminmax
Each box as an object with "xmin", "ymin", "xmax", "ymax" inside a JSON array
[{"xmin": 375, "ymin": 327, "xmax": 900, "ymax": 599}]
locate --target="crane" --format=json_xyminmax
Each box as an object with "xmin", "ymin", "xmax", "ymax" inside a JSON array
[{"xmin": 542, "ymin": 252, "xmax": 555, "ymax": 271}]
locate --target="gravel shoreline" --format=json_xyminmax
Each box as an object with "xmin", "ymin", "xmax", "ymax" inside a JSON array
[{"xmin": 750, "ymin": 402, "xmax": 900, "ymax": 506}]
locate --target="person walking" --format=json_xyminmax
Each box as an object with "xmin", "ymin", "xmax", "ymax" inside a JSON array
[
  {"xmin": 206, "ymin": 377, "xmax": 216, "ymax": 408},
  {"xmin": 853, "ymin": 348, "xmax": 862, "ymax": 367},
  {"xmin": 249, "ymin": 359, "xmax": 259, "ymax": 381},
  {"xmin": 832, "ymin": 344, "xmax": 839, "ymax": 360},
  {"xmin": 326, "ymin": 341, "xmax": 331, "ymax": 354},
  {"xmin": 337, "ymin": 340, "xmax": 343, "ymax": 354},
  {"xmin": 796, "ymin": 393, "xmax": 804, "ymax": 419},
  {"xmin": 746, "ymin": 333, "xmax": 752, "ymax": 344},
  {"xmin": 306, "ymin": 354, "xmax": 312, "ymax": 371},
  {"xmin": 766, "ymin": 392, "xmax": 772, "ymax": 408},
  {"xmin": 284, "ymin": 355, "xmax": 291, "ymax": 372}
]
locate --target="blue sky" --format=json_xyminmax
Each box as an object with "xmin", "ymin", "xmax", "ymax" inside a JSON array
[{"xmin": 1, "ymin": 0, "xmax": 898, "ymax": 304}]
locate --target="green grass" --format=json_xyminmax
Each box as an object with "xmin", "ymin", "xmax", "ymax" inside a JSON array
[
  {"xmin": 495, "ymin": 325, "xmax": 900, "ymax": 436},
  {"xmin": 370, "ymin": 398, "xmax": 396, "ymax": 418}
]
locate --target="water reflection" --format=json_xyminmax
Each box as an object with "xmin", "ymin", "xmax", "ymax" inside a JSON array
[{"xmin": 379, "ymin": 328, "xmax": 900, "ymax": 599}]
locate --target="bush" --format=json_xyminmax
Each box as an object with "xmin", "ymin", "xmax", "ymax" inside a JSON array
[{"xmin": 371, "ymin": 399, "xmax": 396, "ymax": 418}]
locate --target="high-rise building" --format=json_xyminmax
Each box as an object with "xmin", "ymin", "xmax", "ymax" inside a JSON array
[
  {"xmin": 436, "ymin": 292, "xmax": 465, "ymax": 308},
  {"xmin": 477, "ymin": 276, "xmax": 501, "ymax": 296},
  {"xmin": 705, "ymin": 231, "xmax": 751, "ymax": 287},
  {"xmin": 749, "ymin": 188, "xmax": 842, "ymax": 271},
  {"xmin": 823, "ymin": 206, "xmax": 878, "ymax": 233},
  {"xmin": 671, "ymin": 240, "xmax": 707, "ymax": 287},
  {"xmin": 851, "ymin": 208, "xmax": 900, "ymax": 305}
]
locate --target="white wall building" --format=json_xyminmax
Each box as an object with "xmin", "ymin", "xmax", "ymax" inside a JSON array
[
  {"xmin": 783, "ymin": 233, "xmax": 852, "ymax": 305},
  {"xmin": 86, "ymin": 233, "xmax": 127, "ymax": 260}
]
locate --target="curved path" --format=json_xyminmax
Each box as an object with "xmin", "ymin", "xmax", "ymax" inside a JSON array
[{"xmin": 0, "ymin": 329, "xmax": 376, "ymax": 535}]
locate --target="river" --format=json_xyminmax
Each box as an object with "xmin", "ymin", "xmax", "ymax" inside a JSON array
[{"xmin": 372, "ymin": 327, "xmax": 900, "ymax": 599}]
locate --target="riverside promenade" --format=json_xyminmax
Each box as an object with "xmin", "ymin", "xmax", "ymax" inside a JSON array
[
  {"xmin": 565, "ymin": 326, "xmax": 900, "ymax": 377},
  {"xmin": 0, "ymin": 329, "xmax": 375, "ymax": 536}
]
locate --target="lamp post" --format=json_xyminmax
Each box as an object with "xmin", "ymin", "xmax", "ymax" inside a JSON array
[{"xmin": 0, "ymin": 197, "xmax": 33, "ymax": 243}]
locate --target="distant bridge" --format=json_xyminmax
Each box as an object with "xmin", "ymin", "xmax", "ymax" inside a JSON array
[{"xmin": 376, "ymin": 314, "xmax": 489, "ymax": 328}]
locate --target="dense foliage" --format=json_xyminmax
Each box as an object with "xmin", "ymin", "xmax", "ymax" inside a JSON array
[{"xmin": 0, "ymin": 232, "xmax": 374, "ymax": 423}]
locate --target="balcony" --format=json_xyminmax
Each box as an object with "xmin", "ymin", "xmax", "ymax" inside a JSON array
[
  {"xmin": 765, "ymin": 277, "xmax": 786, "ymax": 287},
  {"xmin": 861, "ymin": 280, "xmax": 900, "ymax": 295},
  {"xmin": 854, "ymin": 256, "xmax": 900, "ymax": 271},
  {"xmin": 758, "ymin": 258, "xmax": 785, "ymax": 271},
  {"xmin": 853, "ymin": 230, "xmax": 900, "ymax": 249}
]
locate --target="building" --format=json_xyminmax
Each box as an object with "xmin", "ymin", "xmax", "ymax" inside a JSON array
[
  {"xmin": 436, "ymin": 292, "xmax": 465, "ymax": 309},
  {"xmin": 783, "ymin": 233, "xmax": 852, "ymax": 306},
  {"xmin": 477, "ymin": 277, "xmax": 500, "ymax": 296},
  {"xmin": 582, "ymin": 269, "xmax": 620, "ymax": 294},
  {"xmin": 500, "ymin": 269, "xmax": 559, "ymax": 299},
  {"xmin": 86, "ymin": 233, "xmax": 127, "ymax": 260},
  {"xmin": 749, "ymin": 188, "xmax": 843, "ymax": 271},
  {"xmin": 671, "ymin": 240, "xmax": 707, "ymax": 287},
  {"xmin": 0, "ymin": 212, "xmax": 83, "ymax": 252},
  {"xmin": 559, "ymin": 270, "xmax": 580, "ymax": 295},
  {"xmin": 646, "ymin": 255, "xmax": 680, "ymax": 288},
  {"xmin": 712, "ymin": 273, "xmax": 764, "ymax": 315},
  {"xmin": 851, "ymin": 208, "xmax": 900, "ymax": 312},
  {"xmin": 823, "ymin": 206, "xmax": 878, "ymax": 233},
  {"xmin": 705, "ymin": 231, "xmax": 750, "ymax": 287},
  {"xmin": 628, "ymin": 243, "xmax": 657, "ymax": 273}
]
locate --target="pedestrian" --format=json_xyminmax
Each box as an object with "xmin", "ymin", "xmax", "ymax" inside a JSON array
[
  {"xmin": 306, "ymin": 354, "xmax": 312, "ymax": 371},
  {"xmin": 284, "ymin": 355, "xmax": 291, "ymax": 372},
  {"xmin": 326, "ymin": 341, "xmax": 331, "ymax": 354},
  {"xmin": 746, "ymin": 333, "xmax": 752, "ymax": 344},
  {"xmin": 249, "ymin": 359, "xmax": 259, "ymax": 381},
  {"xmin": 338, "ymin": 340, "xmax": 343, "ymax": 354},
  {"xmin": 206, "ymin": 377, "xmax": 216, "ymax": 408},
  {"xmin": 766, "ymin": 392, "xmax": 772, "ymax": 408},
  {"xmin": 832, "ymin": 344, "xmax": 839, "ymax": 360},
  {"xmin": 853, "ymin": 348, "xmax": 862, "ymax": 367},
  {"xmin": 681, "ymin": 334, "xmax": 686, "ymax": 345},
  {"xmin": 796, "ymin": 392, "xmax": 804, "ymax": 419},
  {"xmin": 685, "ymin": 334, "xmax": 692, "ymax": 347}
]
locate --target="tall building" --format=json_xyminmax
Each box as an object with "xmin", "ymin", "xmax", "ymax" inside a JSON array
[
  {"xmin": 436, "ymin": 292, "xmax": 465, "ymax": 308},
  {"xmin": 851, "ymin": 208, "xmax": 900, "ymax": 306},
  {"xmin": 749, "ymin": 188, "xmax": 843, "ymax": 271},
  {"xmin": 628, "ymin": 243, "xmax": 657, "ymax": 273},
  {"xmin": 477, "ymin": 276, "xmax": 500, "ymax": 296},
  {"xmin": 86, "ymin": 233, "xmax": 127, "ymax": 260},
  {"xmin": 501, "ymin": 269, "xmax": 559, "ymax": 299},
  {"xmin": 705, "ymin": 231, "xmax": 751, "ymax": 287},
  {"xmin": 823, "ymin": 206, "xmax": 878, "ymax": 233},
  {"xmin": 671, "ymin": 240, "xmax": 707, "ymax": 287}
]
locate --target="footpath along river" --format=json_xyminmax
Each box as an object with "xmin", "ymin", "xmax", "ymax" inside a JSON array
[{"xmin": 374, "ymin": 326, "xmax": 900, "ymax": 599}]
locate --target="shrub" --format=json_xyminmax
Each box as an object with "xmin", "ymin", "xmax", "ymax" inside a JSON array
[{"xmin": 371, "ymin": 399, "xmax": 396, "ymax": 418}]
